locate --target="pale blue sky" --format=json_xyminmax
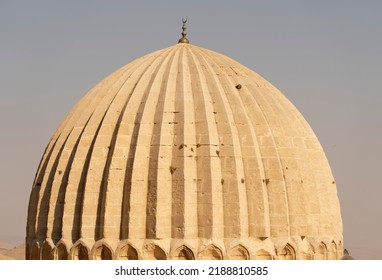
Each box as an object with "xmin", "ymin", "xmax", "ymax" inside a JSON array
[{"xmin": 1, "ymin": 0, "xmax": 381, "ymax": 258}]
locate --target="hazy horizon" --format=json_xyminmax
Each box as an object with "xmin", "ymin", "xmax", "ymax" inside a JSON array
[{"xmin": 1, "ymin": 1, "xmax": 381, "ymax": 259}]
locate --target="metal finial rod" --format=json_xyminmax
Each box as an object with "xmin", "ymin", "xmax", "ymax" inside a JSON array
[{"xmin": 178, "ymin": 18, "xmax": 189, "ymax": 44}]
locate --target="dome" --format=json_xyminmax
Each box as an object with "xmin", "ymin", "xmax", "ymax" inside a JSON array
[{"xmin": 26, "ymin": 41, "xmax": 343, "ymax": 260}]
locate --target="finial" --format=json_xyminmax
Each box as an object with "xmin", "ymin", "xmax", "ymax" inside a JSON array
[
  {"xmin": 340, "ymin": 249, "xmax": 355, "ymax": 260},
  {"xmin": 178, "ymin": 18, "xmax": 189, "ymax": 44}
]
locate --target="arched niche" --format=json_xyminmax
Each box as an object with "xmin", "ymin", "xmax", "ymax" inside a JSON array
[
  {"xmin": 72, "ymin": 243, "xmax": 89, "ymax": 260},
  {"xmin": 25, "ymin": 243, "xmax": 30, "ymax": 260},
  {"xmin": 94, "ymin": 244, "xmax": 113, "ymax": 260},
  {"xmin": 31, "ymin": 242, "xmax": 40, "ymax": 260},
  {"xmin": 255, "ymin": 249, "xmax": 273, "ymax": 260},
  {"xmin": 327, "ymin": 241, "xmax": 337, "ymax": 260},
  {"xmin": 144, "ymin": 244, "xmax": 166, "ymax": 260},
  {"xmin": 56, "ymin": 243, "xmax": 69, "ymax": 260},
  {"xmin": 315, "ymin": 242, "xmax": 327, "ymax": 260},
  {"xmin": 118, "ymin": 244, "xmax": 139, "ymax": 260},
  {"xmin": 173, "ymin": 245, "xmax": 195, "ymax": 260},
  {"xmin": 278, "ymin": 244, "xmax": 295, "ymax": 260},
  {"xmin": 299, "ymin": 245, "xmax": 314, "ymax": 260},
  {"xmin": 229, "ymin": 245, "xmax": 249, "ymax": 260},
  {"xmin": 41, "ymin": 242, "xmax": 54, "ymax": 260},
  {"xmin": 199, "ymin": 244, "xmax": 223, "ymax": 260}
]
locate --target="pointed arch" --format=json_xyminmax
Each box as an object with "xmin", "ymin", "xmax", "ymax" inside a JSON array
[
  {"xmin": 72, "ymin": 242, "xmax": 90, "ymax": 260},
  {"xmin": 41, "ymin": 242, "xmax": 54, "ymax": 260},
  {"xmin": 94, "ymin": 244, "xmax": 113, "ymax": 260},
  {"xmin": 299, "ymin": 243, "xmax": 314, "ymax": 260},
  {"xmin": 118, "ymin": 244, "xmax": 139, "ymax": 260},
  {"xmin": 255, "ymin": 249, "xmax": 273, "ymax": 260},
  {"xmin": 328, "ymin": 241, "xmax": 337, "ymax": 260},
  {"xmin": 173, "ymin": 245, "xmax": 195, "ymax": 260},
  {"xmin": 25, "ymin": 242, "xmax": 31, "ymax": 260},
  {"xmin": 229, "ymin": 245, "xmax": 250, "ymax": 260},
  {"xmin": 199, "ymin": 244, "xmax": 223, "ymax": 260},
  {"xmin": 31, "ymin": 241, "xmax": 40, "ymax": 260},
  {"xmin": 315, "ymin": 242, "xmax": 327, "ymax": 260},
  {"xmin": 56, "ymin": 242, "xmax": 69, "ymax": 260},
  {"xmin": 144, "ymin": 244, "xmax": 166, "ymax": 260},
  {"xmin": 278, "ymin": 243, "xmax": 295, "ymax": 260},
  {"xmin": 338, "ymin": 241, "xmax": 343, "ymax": 258}
]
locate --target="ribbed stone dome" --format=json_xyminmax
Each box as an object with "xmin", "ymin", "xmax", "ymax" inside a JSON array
[{"xmin": 26, "ymin": 43, "xmax": 343, "ymax": 260}]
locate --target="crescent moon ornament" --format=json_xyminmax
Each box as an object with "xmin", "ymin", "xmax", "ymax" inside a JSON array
[{"xmin": 178, "ymin": 18, "xmax": 190, "ymax": 44}]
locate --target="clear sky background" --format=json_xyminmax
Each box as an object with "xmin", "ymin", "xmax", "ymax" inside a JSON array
[{"xmin": 0, "ymin": 0, "xmax": 381, "ymax": 259}]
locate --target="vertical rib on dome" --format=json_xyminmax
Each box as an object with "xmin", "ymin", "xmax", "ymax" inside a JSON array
[
  {"xmin": 171, "ymin": 46, "xmax": 198, "ymax": 240},
  {"xmin": 197, "ymin": 48, "xmax": 272, "ymax": 237},
  {"xmin": 191, "ymin": 48, "xmax": 248, "ymax": 239}
]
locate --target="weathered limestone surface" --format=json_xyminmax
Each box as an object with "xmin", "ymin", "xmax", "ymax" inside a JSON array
[{"xmin": 26, "ymin": 43, "xmax": 343, "ymax": 260}]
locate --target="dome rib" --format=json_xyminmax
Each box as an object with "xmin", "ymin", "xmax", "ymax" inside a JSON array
[
  {"xmin": 61, "ymin": 47, "xmax": 173, "ymax": 242},
  {"xmin": 145, "ymin": 46, "xmax": 179, "ymax": 240},
  {"xmin": 168, "ymin": 48, "xmax": 187, "ymax": 239},
  {"xmin": 244, "ymin": 80, "xmax": 291, "ymax": 237},
  {"xmin": 192, "ymin": 47, "xmax": 247, "ymax": 239},
  {"xmin": 172, "ymin": 46, "xmax": 198, "ymax": 240},
  {"xmin": 104, "ymin": 49, "xmax": 176, "ymax": 240},
  {"xmin": 194, "ymin": 46, "xmax": 270, "ymax": 238},
  {"xmin": 51, "ymin": 114, "xmax": 94, "ymax": 242},
  {"xmin": 125, "ymin": 46, "xmax": 179, "ymax": 240},
  {"xmin": 170, "ymin": 46, "xmax": 188, "ymax": 240},
  {"xmin": 255, "ymin": 81, "xmax": 312, "ymax": 237},
  {"xmin": 88, "ymin": 46, "xmax": 176, "ymax": 241},
  {"xmin": 119, "ymin": 49, "xmax": 176, "ymax": 240},
  {"xmin": 36, "ymin": 130, "xmax": 72, "ymax": 241},
  {"xmin": 210, "ymin": 63, "xmax": 290, "ymax": 238},
  {"xmin": 27, "ymin": 133, "xmax": 61, "ymax": 240},
  {"xmin": 94, "ymin": 51, "xmax": 166, "ymax": 241},
  {"xmin": 74, "ymin": 94, "xmax": 116, "ymax": 241},
  {"xmin": 27, "ymin": 50, "xmax": 172, "ymax": 243},
  {"xmin": 84, "ymin": 48, "xmax": 175, "ymax": 241},
  {"xmin": 28, "ymin": 54, "xmax": 151, "ymax": 243},
  {"xmin": 188, "ymin": 47, "xmax": 225, "ymax": 240},
  {"xmin": 99, "ymin": 50, "xmax": 170, "ymax": 240},
  {"xmin": 204, "ymin": 50, "xmax": 272, "ymax": 238}
]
